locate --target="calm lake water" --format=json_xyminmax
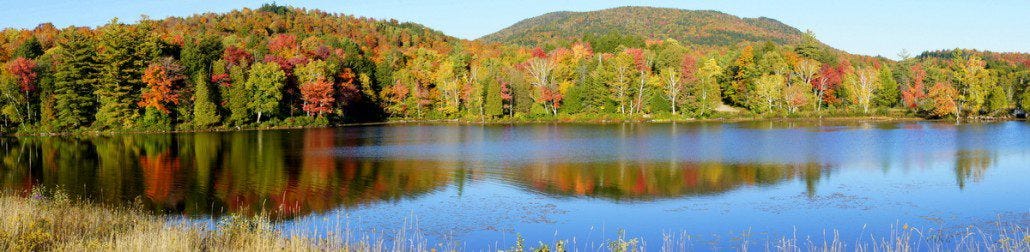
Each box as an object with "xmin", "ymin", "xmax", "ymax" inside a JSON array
[{"xmin": 1, "ymin": 121, "xmax": 1028, "ymax": 250}]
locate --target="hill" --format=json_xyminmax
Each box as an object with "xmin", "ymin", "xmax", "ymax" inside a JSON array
[{"xmin": 479, "ymin": 6, "xmax": 808, "ymax": 48}]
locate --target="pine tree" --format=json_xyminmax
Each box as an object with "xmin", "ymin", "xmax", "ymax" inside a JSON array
[
  {"xmin": 180, "ymin": 35, "xmax": 224, "ymax": 77},
  {"xmin": 484, "ymin": 68, "xmax": 503, "ymax": 117},
  {"xmin": 874, "ymin": 67, "xmax": 900, "ymax": 108},
  {"xmin": 227, "ymin": 65, "xmax": 251, "ymax": 126},
  {"xmin": 53, "ymin": 29, "xmax": 99, "ymax": 130},
  {"xmin": 94, "ymin": 20, "xmax": 160, "ymax": 129},
  {"xmin": 13, "ymin": 37, "xmax": 44, "ymax": 59},
  {"xmin": 192, "ymin": 71, "xmax": 220, "ymax": 127}
]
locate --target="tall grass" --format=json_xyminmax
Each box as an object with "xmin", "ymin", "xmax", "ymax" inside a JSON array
[{"xmin": 1, "ymin": 188, "xmax": 1026, "ymax": 251}]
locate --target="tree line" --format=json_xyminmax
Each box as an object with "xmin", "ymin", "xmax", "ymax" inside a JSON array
[{"xmin": 1, "ymin": 5, "xmax": 1028, "ymax": 133}]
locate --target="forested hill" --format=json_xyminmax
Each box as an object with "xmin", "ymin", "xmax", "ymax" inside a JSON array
[
  {"xmin": 480, "ymin": 6, "xmax": 808, "ymax": 49},
  {"xmin": 1, "ymin": 4, "xmax": 1028, "ymax": 134}
]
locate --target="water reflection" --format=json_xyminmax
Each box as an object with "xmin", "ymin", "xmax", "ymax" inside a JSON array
[
  {"xmin": 506, "ymin": 161, "xmax": 827, "ymax": 200},
  {"xmin": 0, "ymin": 122, "xmax": 1021, "ymax": 219},
  {"xmin": 0, "ymin": 130, "xmax": 468, "ymax": 218}
]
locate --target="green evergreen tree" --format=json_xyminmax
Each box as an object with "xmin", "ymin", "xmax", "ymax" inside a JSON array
[
  {"xmin": 986, "ymin": 85, "xmax": 1009, "ymax": 115},
  {"xmin": 192, "ymin": 71, "xmax": 220, "ymax": 127},
  {"xmin": 53, "ymin": 29, "xmax": 99, "ymax": 130},
  {"xmin": 13, "ymin": 37, "xmax": 44, "ymax": 59},
  {"xmin": 227, "ymin": 65, "xmax": 251, "ymax": 126},
  {"xmin": 484, "ymin": 69, "xmax": 503, "ymax": 117},
  {"xmin": 1021, "ymin": 89, "xmax": 1030, "ymax": 111},
  {"xmin": 181, "ymin": 35, "xmax": 224, "ymax": 77},
  {"xmin": 874, "ymin": 67, "xmax": 900, "ymax": 108},
  {"xmin": 94, "ymin": 20, "xmax": 160, "ymax": 129}
]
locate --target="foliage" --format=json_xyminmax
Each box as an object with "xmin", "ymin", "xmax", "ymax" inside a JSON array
[
  {"xmin": 481, "ymin": 6, "xmax": 809, "ymax": 48},
  {"xmin": 192, "ymin": 71, "xmax": 220, "ymax": 127},
  {"xmin": 0, "ymin": 5, "xmax": 1028, "ymax": 133},
  {"xmin": 246, "ymin": 62, "xmax": 286, "ymax": 124},
  {"xmin": 139, "ymin": 57, "xmax": 186, "ymax": 114},
  {"xmin": 927, "ymin": 82, "xmax": 959, "ymax": 118},
  {"xmin": 52, "ymin": 28, "xmax": 98, "ymax": 131}
]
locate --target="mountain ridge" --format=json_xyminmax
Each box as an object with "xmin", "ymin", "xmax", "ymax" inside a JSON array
[{"xmin": 479, "ymin": 6, "xmax": 808, "ymax": 48}]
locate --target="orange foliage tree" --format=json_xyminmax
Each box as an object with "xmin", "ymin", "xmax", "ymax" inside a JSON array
[
  {"xmin": 139, "ymin": 58, "xmax": 186, "ymax": 113},
  {"xmin": 300, "ymin": 80, "xmax": 335, "ymax": 116}
]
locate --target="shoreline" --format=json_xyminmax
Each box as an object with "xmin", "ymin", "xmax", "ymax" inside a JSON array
[
  {"xmin": 4, "ymin": 115, "xmax": 1019, "ymax": 137},
  {"xmin": 1, "ymin": 189, "xmax": 1027, "ymax": 251}
]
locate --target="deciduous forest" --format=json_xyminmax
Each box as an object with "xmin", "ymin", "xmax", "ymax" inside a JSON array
[{"xmin": 1, "ymin": 4, "xmax": 1028, "ymax": 134}]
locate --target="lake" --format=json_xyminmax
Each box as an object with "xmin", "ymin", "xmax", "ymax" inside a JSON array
[{"xmin": 1, "ymin": 121, "xmax": 1028, "ymax": 250}]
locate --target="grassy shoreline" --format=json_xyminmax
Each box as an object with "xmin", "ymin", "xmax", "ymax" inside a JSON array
[
  {"xmin": 5, "ymin": 112, "xmax": 1018, "ymax": 137},
  {"xmin": 2, "ymin": 189, "xmax": 1027, "ymax": 251}
]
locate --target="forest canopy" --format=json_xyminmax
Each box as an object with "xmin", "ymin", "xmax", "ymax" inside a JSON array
[{"xmin": 0, "ymin": 4, "xmax": 1027, "ymax": 133}]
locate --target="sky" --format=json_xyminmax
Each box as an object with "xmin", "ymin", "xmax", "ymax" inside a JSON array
[{"xmin": 2, "ymin": 0, "xmax": 1028, "ymax": 59}]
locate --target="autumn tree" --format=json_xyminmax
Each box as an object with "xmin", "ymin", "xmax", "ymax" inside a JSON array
[
  {"xmin": 784, "ymin": 82, "xmax": 811, "ymax": 114},
  {"xmin": 296, "ymin": 60, "xmax": 336, "ymax": 117},
  {"xmin": 526, "ymin": 47, "xmax": 558, "ymax": 115},
  {"xmin": 847, "ymin": 66, "xmax": 880, "ymax": 114},
  {"xmin": 754, "ymin": 74, "xmax": 786, "ymax": 113},
  {"xmin": 405, "ymin": 48, "xmax": 443, "ymax": 118},
  {"xmin": 625, "ymin": 48, "xmax": 651, "ymax": 114},
  {"xmin": 927, "ymin": 82, "xmax": 959, "ymax": 120},
  {"xmin": 812, "ymin": 63, "xmax": 843, "ymax": 112},
  {"xmin": 300, "ymin": 80, "xmax": 335, "ymax": 116},
  {"xmin": 901, "ymin": 64, "xmax": 928, "ymax": 110},
  {"xmin": 727, "ymin": 45, "xmax": 758, "ymax": 108},
  {"xmin": 435, "ymin": 57, "xmax": 462, "ymax": 115},
  {"xmin": 791, "ymin": 58, "xmax": 819, "ymax": 91},
  {"xmin": 6, "ymin": 58, "xmax": 37, "ymax": 122},
  {"xmin": 952, "ymin": 55, "xmax": 991, "ymax": 116},
  {"xmin": 692, "ymin": 57, "xmax": 723, "ymax": 117},
  {"xmin": 464, "ymin": 64, "xmax": 486, "ymax": 118},
  {"xmin": 139, "ymin": 58, "xmax": 187, "ymax": 113},
  {"xmin": 607, "ymin": 51, "xmax": 635, "ymax": 114}
]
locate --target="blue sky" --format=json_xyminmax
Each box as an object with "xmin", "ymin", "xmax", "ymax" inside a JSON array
[{"xmin": 3, "ymin": 0, "xmax": 1027, "ymax": 59}]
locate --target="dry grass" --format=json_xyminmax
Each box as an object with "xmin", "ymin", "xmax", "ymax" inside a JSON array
[
  {"xmin": 1, "ymin": 188, "xmax": 1027, "ymax": 251},
  {"xmin": 0, "ymin": 188, "xmax": 363, "ymax": 251}
]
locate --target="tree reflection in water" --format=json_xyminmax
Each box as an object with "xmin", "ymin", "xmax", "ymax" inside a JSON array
[{"xmin": 0, "ymin": 123, "xmax": 1008, "ymax": 219}]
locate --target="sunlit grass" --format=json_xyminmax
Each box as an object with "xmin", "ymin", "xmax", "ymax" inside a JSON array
[{"xmin": 1, "ymin": 188, "xmax": 1026, "ymax": 251}]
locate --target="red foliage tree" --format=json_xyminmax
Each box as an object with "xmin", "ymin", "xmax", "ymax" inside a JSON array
[
  {"xmin": 211, "ymin": 73, "xmax": 231, "ymax": 87},
  {"xmin": 223, "ymin": 46, "xmax": 253, "ymax": 67},
  {"xmin": 540, "ymin": 86, "xmax": 563, "ymax": 112},
  {"xmin": 625, "ymin": 48, "xmax": 648, "ymax": 72},
  {"xmin": 902, "ymin": 64, "xmax": 928, "ymax": 109},
  {"xmin": 336, "ymin": 68, "xmax": 361, "ymax": 107},
  {"xmin": 268, "ymin": 34, "xmax": 298, "ymax": 55},
  {"xmin": 300, "ymin": 80, "xmax": 335, "ymax": 116},
  {"xmin": 500, "ymin": 80, "xmax": 513, "ymax": 115},
  {"xmin": 8, "ymin": 57, "xmax": 37, "ymax": 93},
  {"xmin": 813, "ymin": 63, "xmax": 844, "ymax": 106},
  {"xmin": 531, "ymin": 47, "xmax": 547, "ymax": 59},
  {"xmin": 681, "ymin": 53, "xmax": 698, "ymax": 83}
]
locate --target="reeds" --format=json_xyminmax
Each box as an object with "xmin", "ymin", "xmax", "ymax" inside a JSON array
[{"xmin": 1, "ymin": 188, "xmax": 1026, "ymax": 251}]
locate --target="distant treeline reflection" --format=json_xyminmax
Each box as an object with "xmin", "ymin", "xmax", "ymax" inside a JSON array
[{"xmin": 0, "ymin": 127, "xmax": 996, "ymax": 218}]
